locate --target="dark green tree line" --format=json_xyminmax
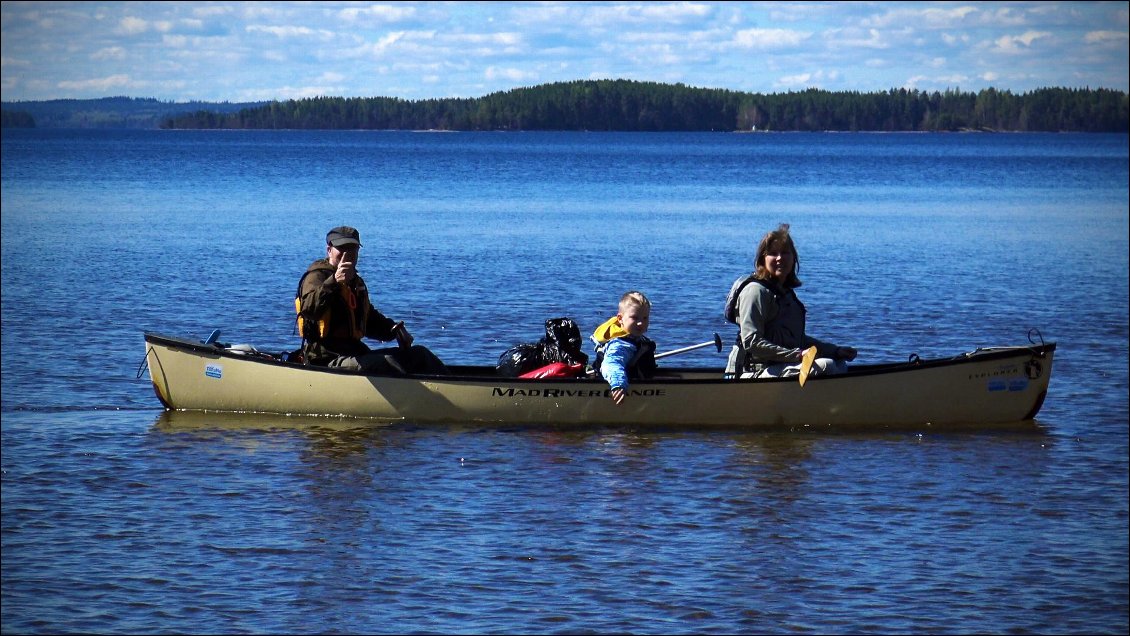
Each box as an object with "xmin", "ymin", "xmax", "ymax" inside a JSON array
[
  {"xmin": 157, "ymin": 80, "xmax": 1129, "ymax": 132},
  {"xmin": 2, "ymin": 96, "xmax": 268, "ymax": 129},
  {"xmin": 1, "ymin": 109, "xmax": 36, "ymax": 128}
]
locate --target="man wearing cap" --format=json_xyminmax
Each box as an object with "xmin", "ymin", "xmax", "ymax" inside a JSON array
[{"xmin": 295, "ymin": 226, "xmax": 447, "ymax": 374}]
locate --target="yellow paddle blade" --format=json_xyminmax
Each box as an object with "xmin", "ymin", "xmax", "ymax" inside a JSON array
[{"xmin": 798, "ymin": 346, "xmax": 818, "ymax": 387}]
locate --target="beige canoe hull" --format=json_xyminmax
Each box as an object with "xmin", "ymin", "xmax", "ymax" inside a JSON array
[{"xmin": 144, "ymin": 333, "xmax": 1054, "ymax": 429}]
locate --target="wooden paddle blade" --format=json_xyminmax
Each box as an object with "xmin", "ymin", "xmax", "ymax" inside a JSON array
[{"xmin": 798, "ymin": 346, "xmax": 818, "ymax": 387}]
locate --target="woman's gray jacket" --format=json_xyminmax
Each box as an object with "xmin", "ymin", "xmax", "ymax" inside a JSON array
[{"xmin": 725, "ymin": 279, "xmax": 840, "ymax": 374}]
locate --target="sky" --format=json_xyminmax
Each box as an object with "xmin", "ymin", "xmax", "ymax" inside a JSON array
[{"xmin": 2, "ymin": 1, "xmax": 1127, "ymax": 104}]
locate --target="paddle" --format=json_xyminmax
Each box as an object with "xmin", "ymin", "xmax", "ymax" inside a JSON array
[
  {"xmin": 655, "ymin": 332, "xmax": 724, "ymax": 360},
  {"xmin": 798, "ymin": 346, "xmax": 818, "ymax": 387}
]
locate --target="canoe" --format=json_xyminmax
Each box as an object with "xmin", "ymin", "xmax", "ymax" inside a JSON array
[{"xmin": 142, "ymin": 332, "xmax": 1055, "ymax": 429}]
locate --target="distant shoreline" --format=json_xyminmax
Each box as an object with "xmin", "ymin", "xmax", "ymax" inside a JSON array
[{"xmin": 4, "ymin": 80, "xmax": 1128, "ymax": 133}]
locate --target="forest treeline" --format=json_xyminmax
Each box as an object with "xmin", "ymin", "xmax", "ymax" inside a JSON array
[
  {"xmin": 0, "ymin": 96, "xmax": 266, "ymax": 129},
  {"xmin": 4, "ymin": 81, "xmax": 1127, "ymax": 132},
  {"xmin": 0, "ymin": 109, "xmax": 36, "ymax": 128},
  {"xmin": 159, "ymin": 80, "xmax": 1128, "ymax": 133}
]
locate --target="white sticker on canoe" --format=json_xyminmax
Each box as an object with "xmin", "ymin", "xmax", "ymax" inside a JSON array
[{"xmin": 205, "ymin": 364, "xmax": 223, "ymax": 379}]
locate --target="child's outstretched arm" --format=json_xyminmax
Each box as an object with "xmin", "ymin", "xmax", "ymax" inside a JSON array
[{"xmin": 599, "ymin": 339, "xmax": 637, "ymax": 405}]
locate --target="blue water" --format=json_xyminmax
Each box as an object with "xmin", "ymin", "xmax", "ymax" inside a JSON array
[{"xmin": 2, "ymin": 129, "xmax": 1127, "ymax": 634}]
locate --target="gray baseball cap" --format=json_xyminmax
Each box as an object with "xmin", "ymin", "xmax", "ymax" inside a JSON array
[{"xmin": 326, "ymin": 226, "xmax": 362, "ymax": 248}]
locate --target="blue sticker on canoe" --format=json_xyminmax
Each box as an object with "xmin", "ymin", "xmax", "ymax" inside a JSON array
[
  {"xmin": 205, "ymin": 364, "xmax": 222, "ymax": 379},
  {"xmin": 987, "ymin": 379, "xmax": 1007, "ymax": 392},
  {"xmin": 1008, "ymin": 378, "xmax": 1028, "ymax": 391}
]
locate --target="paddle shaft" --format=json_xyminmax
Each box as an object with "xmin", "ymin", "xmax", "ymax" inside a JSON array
[{"xmin": 655, "ymin": 332, "xmax": 724, "ymax": 360}]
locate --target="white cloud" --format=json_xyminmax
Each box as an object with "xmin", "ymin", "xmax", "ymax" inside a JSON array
[
  {"xmin": 58, "ymin": 74, "xmax": 132, "ymax": 92},
  {"xmin": 733, "ymin": 28, "xmax": 810, "ymax": 50},
  {"xmin": 974, "ymin": 5, "xmax": 1030, "ymax": 28},
  {"xmin": 637, "ymin": 2, "xmax": 714, "ymax": 22},
  {"xmin": 245, "ymin": 25, "xmax": 334, "ymax": 39},
  {"xmin": 484, "ymin": 66, "xmax": 539, "ymax": 83},
  {"xmin": 192, "ymin": 6, "xmax": 234, "ymax": 18},
  {"xmin": 358, "ymin": 30, "xmax": 416, "ymax": 58},
  {"xmin": 1, "ymin": 56, "xmax": 32, "ymax": 68},
  {"xmin": 829, "ymin": 27, "xmax": 889, "ymax": 50},
  {"xmin": 773, "ymin": 68, "xmax": 843, "ymax": 90},
  {"xmin": 907, "ymin": 73, "xmax": 970, "ymax": 88},
  {"xmin": 338, "ymin": 4, "xmax": 418, "ymax": 23},
  {"xmin": 572, "ymin": 2, "xmax": 715, "ymax": 27},
  {"xmin": 623, "ymin": 43, "xmax": 684, "ymax": 66},
  {"xmin": 1085, "ymin": 30, "xmax": 1129, "ymax": 44},
  {"xmin": 776, "ymin": 72, "xmax": 812, "ymax": 88},
  {"xmin": 91, "ymin": 47, "xmax": 127, "ymax": 61},
  {"xmin": 118, "ymin": 16, "xmax": 148, "ymax": 35},
  {"xmin": 864, "ymin": 5, "xmax": 979, "ymax": 29},
  {"xmin": 992, "ymin": 30, "xmax": 1052, "ymax": 54},
  {"xmin": 450, "ymin": 32, "xmax": 523, "ymax": 47}
]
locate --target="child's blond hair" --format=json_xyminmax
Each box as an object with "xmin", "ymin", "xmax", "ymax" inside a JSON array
[{"xmin": 619, "ymin": 290, "xmax": 651, "ymax": 313}]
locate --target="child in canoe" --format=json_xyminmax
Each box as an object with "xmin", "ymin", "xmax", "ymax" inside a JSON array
[{"xmin": 591, "ymin": 291, "xmax": 657, "ymax": 404}]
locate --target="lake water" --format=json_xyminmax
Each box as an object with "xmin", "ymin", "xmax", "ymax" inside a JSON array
[{"xmin": 2, "ymin": 129, "xmax": 1127, "ymax": 634}]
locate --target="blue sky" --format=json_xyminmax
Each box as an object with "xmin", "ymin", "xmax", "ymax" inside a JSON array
[{"xmin": 2, "ymin": 1, "xmax": 1127, "ymax": 103}]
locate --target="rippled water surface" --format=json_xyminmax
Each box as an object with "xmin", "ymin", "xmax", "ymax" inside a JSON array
[{"xmin": 2, "ymin": 130, "xmax": 1127, "ymax": 634}]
